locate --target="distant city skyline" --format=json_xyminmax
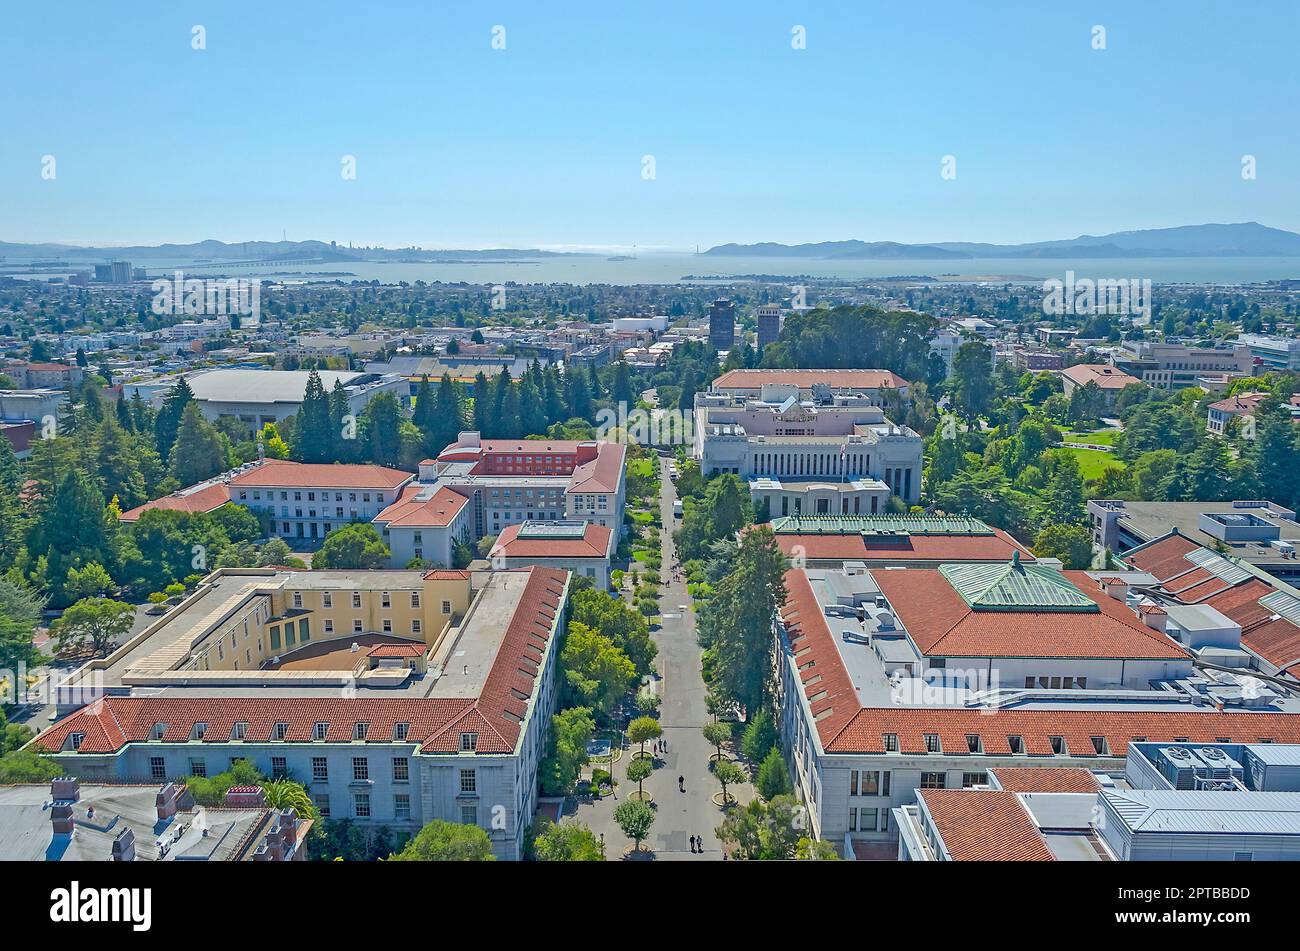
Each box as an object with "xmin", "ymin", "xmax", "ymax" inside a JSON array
[{"xmin": 2, "ymin": 1, "xmax": 1297, "ymax": 249}]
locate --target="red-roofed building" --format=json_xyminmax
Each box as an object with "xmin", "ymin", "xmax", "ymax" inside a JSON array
[
  {"xmin": 119, "ymin": 480, "xmax": 232, "ymax": 522},
  {"xmin": 902, "ymin": 789, "xmax": 1057, "ymax": 861},
  {"xmin": 773, "ymin": 561, "xmax": 1300, "ymax": 854},
  {"xmin": 29, "ymin": 565, "xmax": 572, "ymax": 861},
  {"xmin": 1122, "ymin": 531, "xmax": 1300, "ymax": 683},
  {"xmin": 373, "ymin": 484, "xmax": 473, "ymax": 567},
  {"xmin": 490, "ymin": 520, "xmax": 616, "ymax": 587},
  {"xmin": 411, "ymin": 430, "xmax": 627, "ymax": 551}
]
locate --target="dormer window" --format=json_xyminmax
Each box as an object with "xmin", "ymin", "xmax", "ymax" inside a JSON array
[
  {"xmin": 1091, "ymin": 736, "xmax": 1108, "ymax": 755},
  {"xmin": 1049, "ymin": 736, "xmax": 1065, "ymax": 755},
  {"xmin": 882, "ymin": 733, "xmax": 898, "ymax": 752},
  {"xmin": 191, "ymin": 722, "xmax": 208, "ymax": 741},
  {"xmin": 151, "ymin": 722, "xmax": 168, "ymax": 741},
  {"xmin": 273, "ymin": 722, "xmax": 290, "ymax": 741},
  {"xmin": 313, "ymin": 722, "xmax": 329, "ymax": 741},
  {"xmin": 66, "ymin": 732, "xmax": 85, "ymax": 751},
  {"xmin": 231, "ymin": 722, "xmax": 248, "ymax": 741},
  {"xmin": 966, "ymin": 734, "xmax": 982, "ymax": 754},
  {"xmin": 1007, "ymin": 735, "xmax": 1023, "ymax": 754},
  {"xmin": 393, "ymin": 723, "xmax": 410, "ymax": 742},
  {"xmin": 353, "ymin": 722, "xmax": 369, "ymax": 741},
  {"xmin": 923, "ymin": 733, "xmax": 941, "ymax": 753},
  {"xmin": 460, "ymin": 732, "xmax": 478, "ymax": 752}
]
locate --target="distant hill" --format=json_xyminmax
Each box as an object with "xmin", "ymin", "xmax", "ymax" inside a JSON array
[
  {"xmin": 704, "ymin": 223, "xmax": 1300, "ymax": 259},
  {"xmin": 0, "ymin": 239, "xmax": 589, "ymax": 262}
]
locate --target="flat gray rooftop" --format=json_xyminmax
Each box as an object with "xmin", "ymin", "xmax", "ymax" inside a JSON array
[
  {"xmin": 0, "ymin": 785, "xmax": 268, "ymax": 862},
  {"xmin": 428, "ymin": 570, "xmax": 532, "ymax": 700}
]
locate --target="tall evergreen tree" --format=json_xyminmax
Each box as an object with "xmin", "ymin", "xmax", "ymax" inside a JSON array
[
  {"xmin": 471, "ymin": 371, "xmax": 491, "ymax": 434},
  {"xmin": 293, "ymin": 369, "xmax": 334, "ymax": 463},
  {"xmin": 169, "ymin": 403, "xmax": 226, "ymax": 487},
  {"xmin": 426, "ymin": 373, "xmax": 466, "ymax": 454},
  {"xmin": 154, "ymin": 377, "xmax": 195, "ymax": 462}
]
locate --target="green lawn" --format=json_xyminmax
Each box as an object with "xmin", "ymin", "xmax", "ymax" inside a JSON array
[
  {"xmin": 1063, "ymin": 428, "xmax": 1121, "ymax": 446},
  {"xmin": 1067, "ymin": 446, "xmax": 1126, "ymax": 480}
]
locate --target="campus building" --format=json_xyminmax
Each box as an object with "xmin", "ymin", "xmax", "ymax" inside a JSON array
[
  {"xmin": 772, "ymin": 558, "xmax": 1300, "ymax": 856},
  {"xmin": 126, "ymin": 369, "xmax": 407, "ymax": 438},
  {"xmin": 33, "ymin": 565, "xmax": 572, "ymax": 861},
  {"xmin": 895, "ymin": 743, "xmax": 1300, "ymax": 862},
  {"xmin": 766, "ymin": 514, "xmax": 1034, "ymax": 568},
  {"xmin": 693, "ymin": 370, "xmax": 922, "ymax": 508},
  {"xmin": 369, "ymin": 433, "xmax": 626, "ymax": 575},
  {"xmin": 1087, "ymin": 498, "xmax": 1300, "ymax": 583},
  {"xmin": 1110, "ymin": 341, "xmax": 1253, "ymax": 391}
]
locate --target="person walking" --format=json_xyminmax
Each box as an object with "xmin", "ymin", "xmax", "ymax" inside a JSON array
[
  {"xmin": 688, "ymin": 835, "xmax": 696, "ymax": 854},
  {"xmin": 678, "ymin": 775, "xmax": 685, "ymax": 792}
]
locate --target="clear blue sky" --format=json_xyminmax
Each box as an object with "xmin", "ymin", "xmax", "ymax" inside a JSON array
[{"xmin": 2, "ymin": 1, "xmax": 1297, "ymax": 250}]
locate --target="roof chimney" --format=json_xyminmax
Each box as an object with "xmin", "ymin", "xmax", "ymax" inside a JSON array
[
  {"xmin": 156, "ymin": 782, "xmax": 191, "ymax": 821},
  {"xmin": 1098, "ymin": 576, "xmax": 1129, "ymax": 601},
  {"xmin": 1137, "ymin": 603, "xmax": 1168, "ymax": 632},
  {"xmin": 224, "ymin": 785, "xmax": 267, "ymax": 809},
  {"xmin": 51, "ymin": 776, "xmax": 80, "ymax": 802},
  {"xmin": 50, "ymin": 802, "xmax": 75, "ymax": 835},
  {"xmin": 112, "ymin": 827, "xmax": 137, "ymax": 862}
]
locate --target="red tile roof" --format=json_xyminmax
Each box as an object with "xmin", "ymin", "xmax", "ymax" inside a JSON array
[
  {"xmin": 781, "ymin": 569, "xmax": 862, "ymax": 743},
  {"xmin": 568, "ymin": 443, "xmax": 626, "ymax": 495},
  {"xmin": 712, "ymin": 369, "xmax": 910, "ymax": 391},
  {"xmin": 781, "ymin": 569, "xmax": 1300, "ymax": 752},
  {"xmin": 374, "ymin": 484, "xmax": 469, "ymax": 528},
  {"xmin": 871, "ymin": 568, "xmax": 1188, "ymax": 660},
  {"xmin": 229, "ymin": 459, "xmax": 413, "ymax": 490},
  {"xmin": 491, "ymin": 522, "xmax": 614, "ymax": 559},
  {"xmin": 423, "ymin": 569, "xmax": 471, "ymax": 580},
  {"xmin": 1061, "ymin": 364, "xmax": 1141, "ymax": 390},
  {"xmin": 1124, "ymin": 534, "xmax": 1300, "ymax": 677},
  {"xmin": 919, "ymin": 789, "xmax": 1056, "ymax": 861},
  {"xmin": 823, "ymin": 707, "xmax": 1300, "ymax": 754},
  {"xmin": 774, "ymin": 530, "xmax": 1033, "ymax": 564},
  {"xmin": 989, "ymin": 767, "xmax": 1101, "ymax": 793},
  {"xmin": 1209, "ymin": 393, "xmax": 1267, "ymax": 415},
  {"xmin": 118, "ymin": 482, "xmax": 232, "ymax": 521},
  {"xmin": 33, "ymin": 567, "xmax": 572, "ymax": 757},
  {"xmin": 367, "ymin": 643, "xmax": 426, "ymax": 658}
]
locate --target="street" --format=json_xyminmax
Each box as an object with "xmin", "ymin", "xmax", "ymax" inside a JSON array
[{"xmin": 571, "ymin": 452, "xmax": 749, "ymax": 859}]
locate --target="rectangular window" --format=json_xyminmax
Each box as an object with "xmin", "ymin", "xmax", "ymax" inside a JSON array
[
  {"xmin": 861, "ymin": 770, "xmax": 879, "ymax": 795},
  {"xmin": 354, "ymin": 722, "xmax": 369, "ymax": 741},
  {"xmin": 393, "ymin": 757, "xmax": 409, "ymax": 782},
  {"xmin": 354, "ymin": 793, "xmax": 371, "ymax": 818},
  {"xmin": 442, "ymin": 600, "xmax": 452, "ymax": 614},
  {"xmin": 272, "ymin": 722, "xmax": 289, "ymax": 741},
  {"xmin": 189, "ymin": 758, "xmax": 206, "ymax": 777},
  {"xmin": 352, "ymin": 592, "xmax": 362, "ymax": 609},
  {"xmin": 314, "ymin": 722, "xmax": 329, "ymax": 741},
  {"xmin": 312, "ymin": 757, "xmax": 329, "ymax": 782},
  {"xmin": 459, "ymin": 768, "xmax": 477, "ymax": 795},
  {"xmin": 962, "ymin": 772, "xmax": 988, "ymax": 788},
  {"xmin": 411, "ymin": 592, "xmax": 420, "ymax": 608},
  {"xmin": 460, "ymin": 732, "xmax": 478, "ymax": 752},
  {"xmin": 394, "ymin": 723, "xmax": 410, "ymax": 741},
  {"xmin": 353, "ymin": 757, "xmax": 369, "ymax": 781},
  {"xmin": 271, "ymin": 756, "xmax": 287, "ymax": 778},
  {"xmin": 314, "ymin": 794, "xmax": 331, "ymax": 818},
  {"xmin": 323, "ymin": 592, "xmax": 333, "ymax": 608},
  {"xmin": 923, "ymin": 733, "xmax": 941, "ymax": 753},
  {"xmin": 883, "ymin": 733, "xmax": 898, "ymax": 752},
  {"xmin": 150, "ymin": 756, "xmax": 166, "ymax": 780},
  {"xmin": 460, "ymin": 804, "xmax": 477, "ymax": 826},
  {"xmin": 919, "ymin": 772, "xmax": 946, "ymax": 789},
  {"xmin": 394, "ymin": 794, "xmax": 411, "ymax": 821}
]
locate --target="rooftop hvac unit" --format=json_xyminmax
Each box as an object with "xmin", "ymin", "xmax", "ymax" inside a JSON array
[
  {"xmin": 1157, "ymin": 746, "xmax": 1206, "ymax": 790},
  {"xmin": 1196, "ymin": 747, "xmax": 1245, "ymax": 782},
  {"xmin": 875, "ymin": 595, "xmax": 888, "ymax": 609},
  {"xmin": 875, "ymin": 612, "xmax": 895, "ymax": 631}
]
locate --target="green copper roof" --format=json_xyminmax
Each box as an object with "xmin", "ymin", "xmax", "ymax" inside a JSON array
[
  {"xmin": 938, "ymin": 557, "xmax": 1100, "ymax": 613},
  {"xmin": 769, "ymin": 514, "xmax": 995, "ymax": 537}
]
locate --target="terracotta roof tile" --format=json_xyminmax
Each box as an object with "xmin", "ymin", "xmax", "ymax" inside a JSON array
[
  {"xmin": 919, "ymin": 789, "xmax": 1056, "ymax": 861},
  {"xmin": 989, "ymin": 767, "xmax": 1101, "ymax": 793},
  {"xmin": 229, "ymin": 459, "xmax": 413, "ymax": 490}
]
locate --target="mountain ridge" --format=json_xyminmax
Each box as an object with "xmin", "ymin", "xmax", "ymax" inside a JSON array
[{"xmin": 703, "ymin": 223, "xmax": 1300, "ymax": 259}]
